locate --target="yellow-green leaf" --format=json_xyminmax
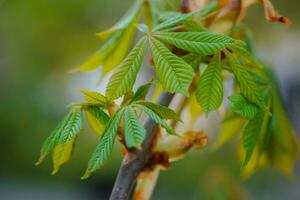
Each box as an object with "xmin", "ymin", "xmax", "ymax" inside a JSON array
[
  {"xmin": 85, "ymin": 107, "xmax": 110, "ymax": 136},
  {"xmin": 52, "ymin": 138, "xmax": 75, "ymax": 175}
]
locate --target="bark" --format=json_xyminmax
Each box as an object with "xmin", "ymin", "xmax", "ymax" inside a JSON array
[{"xmin": 109, "ymin": 93, "xmax": 174, "ymax": 200}]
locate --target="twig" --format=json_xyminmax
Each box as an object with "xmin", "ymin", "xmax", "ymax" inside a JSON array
[{"xmin": 109, "ymin": 93, "xmax": 174, "ymax": 200}]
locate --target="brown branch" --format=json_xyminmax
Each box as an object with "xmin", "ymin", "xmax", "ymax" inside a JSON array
[{"xmin": 109, "ymin": 93, "xmax": 174, "ymax": 200}]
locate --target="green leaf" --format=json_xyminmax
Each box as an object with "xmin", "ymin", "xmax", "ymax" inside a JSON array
[
  {"xmin": 124, "ymin": 107, "xmax": 146, "ymax": 148},
  {"xmin": 183, "ymin": 20, "xmax": 205, "ymax": 32},
  {"xmin": 36, "ymin": 108, "xmax": 82, "ymax": 171},
  {"xmin": 242, "ymin": 112, "xmax": 264, "ymax": 168},
  {"xmin": 153, "ymin": 11, "xmax": 194, "ymax": 32},
  {"xmin": 224, "ymin": 50, "xmax": 266, "ymax": 109},
  {"xmin": 52, "ymin": 138, "xmax": 75, "ymax": 175},
  {"xmin": 97, "ymin": 0, "xmax": 143, "ymax": 40},
  {"xmin": 132, "ymin": 103, "xmax": 178, "ymax": 135},
  {"xmin": 106, "ymin": 37, "xmax": 147, "ymax": 99},
  {"xmin": 130, "ymin": 82, "xmax": 152, "ymax": 103},
  {"xmin": 82, "ymin": 108, "xmax": 124, "ymax": 179},
  {"xmin": 265, "ymin": 68, "xmax": 298, "ymax": 176},
  {"xmin": 85, "ymin": 107, "xmax": 110, "ymax": 136},
  {"xmin": 154, "ymin": 32, "xmax": 243, "ymax": 56},
  {"xmin": 136, "ymin": 101, "xmax": 181, "ymax": 121},
  {"xmin": 74, "ymin": 32, "xmax": 122, "ymax": 72},
  {"xmin": 149, "ymin": 37, "xmax": 194, "ymax": 96},
  {"xmin": 195, "ymin": 52, "xmax": 223, "ymax": 115},
  {"xmin": 213, "ymin": 113, "xmax": 247, "ymax": 150},
  {"xmin": 74, "ymin": 0, "xmax": 142, "ymax": 74},
  {"xmin": 182, "ymin": 53, "xmax": 202, "ymax": 71},
  {"xmin": 80, "ymin": 90, "xmax": 107, "ymax": 106},
  {"xmin": 228, "ymin": 94, "xmax": 259, "ymax": 119}
]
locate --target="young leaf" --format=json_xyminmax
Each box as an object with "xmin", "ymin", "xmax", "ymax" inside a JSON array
[
  {"xmin": 85, "ymin": 107, "xmax": 110, "ymax": 136},
  {"xmin": 224, "ymin": 50, "xmax": 266, "ymax": 109},
  {"xmin": 242, "ymin": 112, "xmax": 264, "ymax": 168},
  {"xmin": 182, "ymin": 53, "xmax": 202, "ymax": 72},
  {"xmin": 82, "ymin": 108, "xmax": 124, "ymax": 179},
  {"xmin": 228, "ymin": 94, "xmax": 259, "ymax": 119},
  {"xmin": 75, "ymin": 1, "xmax": 142, "ymax": 74},
  {"xmin": 154, "ymin": 32, "xmax": 243, "ymax": 56},
  {"xmin": 36, "ymin": 108, "xmax": 82, "ymax": 169},
  {"xmin": 136, "ymin": 101, "xmax": 181, "ymax": 121},
  {"xmin": 52, "ymin": 138, "xmax": 75, "ymax": 175},
  {"xmin": 149, "ymin": 37, "xmax": 194, "ymax": 96},
  {"xmin": 213, "ymin": 113, "xmax": 247, "ymax": 150},
  {"xmin": 183, "ymin": 20, "xmax": 205, "ymax": 32},
  {"xmin": 80, "ymin": 90, "xmax": 107, "ymax": 106},
  {"xmin": 124, "ymin": 107, "xmax": 146, "ymax": 148},
  {"xmin": 130, "ymin": 82, "xmax": 152, "ymax": 103},
  {"xmin": 74, "ymin": 32, "xmax": 121, "ymax": 72},
  {"xmin": 97, "ymin": 0, "xmax": 143, "ymax": 40},
  {"xmin": 153, "ymin": 11, "xmax": 194, "ymax": 32},
  {"xmin": 132, "ymin": 103, "xmax": 178, "ymax": 135},
  {"xmin": 106, "ymin": 37, "xmax": 147, "ymax": 100},
  {"xmin": 195, "ymin": 53, "xmax": 223, "ymax": 115}
]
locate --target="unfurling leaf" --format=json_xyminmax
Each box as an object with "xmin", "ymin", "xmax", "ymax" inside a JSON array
[
  {"xmin": 80, "ymin": 90, "xmax": 107, "ymax": 106},
  {"xmin": 132, "ymin": 103, "xmax": 178, "ymax": 135},
  {"xmin": 149, "ymin": 37, "xmax": 194, "ymax": 96},
  {"xmin": 137, "ymin": 101, "xmax": 181, "ymax": 121},
  {"xmin": 129, "ymin": 82, "xmax": 152, "ymax": 103},
  {"xmin": 52, "ymin": 138, "xmax": 75, "ymax": 175},
  {"xmin": 124, "ymin": 107, "xmax": 146, "ymax": 148},
  {"xmin": 154, "ymin": 32, "xmax": 243, "ymax": 56},
  {"xmin": 36, "ymin": 108, "xmax": 82, "ymax": 172},
  {"xmin": 153, "ymin": 11, "xmax": 194, "ymax": 32},
  {"xmin": 213, "ymin": 113, "xmax": 247, "ymax": 150},
  {"xmin": 106, "ymin": 37, "xmax": 147, "ymax": 100},
  {"xmin": 82, "ymin": 108, "xmax": 124, "ymax": 179},
  {"xmin": 196, "ymin": 52, "xmax": 223, "ymax": 115},
  {"xmin": 228, "ymin": 94, "xmax": 259, "ymax": 119},
  {"xmin": 97, "ymin": 0, "xmax": 143, "ymax": 40},
  {"xmin": 85, "ymin": 107, "xmax": 110, "ymax": 136},
  {"xmin": 75, "ymin": 0, "xmax": 142, "ymax": 74}
]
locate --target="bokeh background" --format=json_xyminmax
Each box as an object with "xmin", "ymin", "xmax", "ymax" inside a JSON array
[{"xmin": 0, "ymin": 0, "xmax": 299, "ymax": 199}]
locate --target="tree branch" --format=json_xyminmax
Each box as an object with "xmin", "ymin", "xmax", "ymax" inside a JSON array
[{"xmin": 109, "ymin": 92, "xmax": 174, "ymax": 200}]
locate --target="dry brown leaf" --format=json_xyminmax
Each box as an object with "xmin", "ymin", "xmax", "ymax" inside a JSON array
[{"xmin": 261, "ymin": 0, "xmax": 291, "ymax": 25}]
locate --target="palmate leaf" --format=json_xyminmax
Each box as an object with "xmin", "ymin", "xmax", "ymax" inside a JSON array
[
  {"xmin": 242, "ymin": 111, "xmax": 264, "ymax": 168},
  {"xmin": 106, "ymin": 37, "xmax": 147, "ymax": 100},
  {"xmin": 228, "ymin": 94, "xmax": 259, "ymax": 119},
  {"xmin": 36, "ymin": 108, "xmax": 82, "ymax": 172},
  {"xmin": 82, "ymin": 108, "xmax": 124, "ymax": 179},
  {"xmin": 196, "ymin": 52, "xmax": 223, "ymax": 115},
  {"xmin": 85, "ymin": 107, "xmax": 110, "ymax": 136},
  {"xmin": 224, "ymin": 50, "xmax": 266, "ymax": 109},
  {"xmin": 149, "ymin": 37, "xmax": 194, "ymax": 96},
  {"xmin": 132, "ymin": 103, "xmax": 178, "ymax": 135},
  {"xmin": 124, "ymin": 107, "xmax": 146, "ymax": 148},
  {"xmin": 137, "ymin": 101, "xmax": 181, "ymax": 121},
  {"xmin": 154, "ymin": 32, "xmax": 244, "ymax": 56}
]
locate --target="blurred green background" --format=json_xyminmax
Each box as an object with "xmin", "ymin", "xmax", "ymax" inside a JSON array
[{"xmin": 0, "ymin": 0, "xmax": 299, "ymax": 199}]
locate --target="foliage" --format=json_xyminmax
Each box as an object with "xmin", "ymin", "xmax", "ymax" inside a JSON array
[{"xmin": 37, "ymin": 0, "xmax": 298, "ymax": 183}]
